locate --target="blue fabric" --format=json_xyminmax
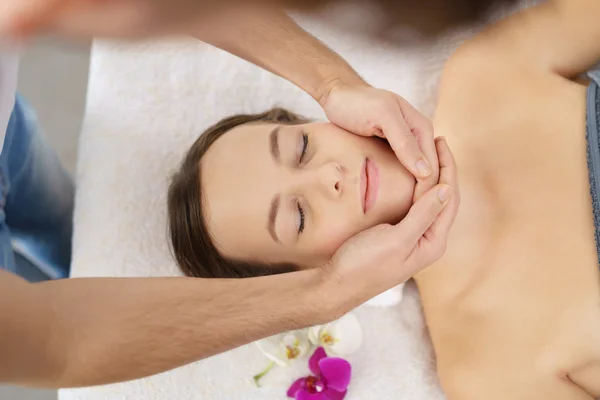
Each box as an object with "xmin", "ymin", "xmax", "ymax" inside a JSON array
[
  {"xmin": 0, "ymin": 94, "xmax": 74, "ymax": 281},
  {"xmin": 585, "ymin": 71, "xmax": 600, "ymax": 269}
]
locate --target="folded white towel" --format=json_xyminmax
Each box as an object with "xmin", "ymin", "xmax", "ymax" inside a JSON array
[{"xmin": 59, "ymin": 2, "xmax": 532, "ymax": 399}]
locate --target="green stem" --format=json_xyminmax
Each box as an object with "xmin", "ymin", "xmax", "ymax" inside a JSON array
[{"xmin": 252, "ymin": 361, "xmax": 276, "ymax": 387}]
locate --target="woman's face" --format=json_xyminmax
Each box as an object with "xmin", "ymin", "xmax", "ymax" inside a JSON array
[{"xmin": 201, "ymin": 122, "xmax": 416, "ymax": 268}]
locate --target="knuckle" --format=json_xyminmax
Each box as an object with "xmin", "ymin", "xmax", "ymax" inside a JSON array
[
  {"xmin": 397, "ymin": 139, "xmax": 411, "ymax": 152},
  {"xmin": 425, "ymin": 174, "xmax": 439, "ymax": 187},
  {"xmin": 366, "ymin": 117, "xmax": 378, "ymax": 132}
]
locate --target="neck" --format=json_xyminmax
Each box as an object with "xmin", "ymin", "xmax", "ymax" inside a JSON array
[{"xmin": 413, "ymin": 177, "xmax": 495, "ymax": 304}]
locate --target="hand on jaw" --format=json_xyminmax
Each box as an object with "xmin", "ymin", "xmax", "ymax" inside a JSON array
[{"xmin": 317, "ymin": 116, "xmax": 459, "ymax": 315}]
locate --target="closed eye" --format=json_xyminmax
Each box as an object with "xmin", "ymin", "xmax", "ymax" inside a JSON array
[
  {"xmin": 298, "ymin": 132, "xmax": 309, "ymax": 165},
  {"xmin": 297, "ymin": 201, "xmax": 305, "ymax": 234}
]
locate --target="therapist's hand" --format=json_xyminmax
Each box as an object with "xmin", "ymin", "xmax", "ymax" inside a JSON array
[
  {"xmin": 0, "ymin": 0, "xmax": 210, "ymax": 38},
  {"xmin": 322, "ymin": 137, "xmax": 458, "ymax": 311},
  {"xmin": 320, "ymin": 81, "xmax": 439, "ymax": 202},
  {"xmin": 1, "ymin": 1, "xmax": 440, "ymax": 201}
]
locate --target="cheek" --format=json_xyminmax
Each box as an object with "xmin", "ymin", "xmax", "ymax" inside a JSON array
[{"xmin": 310, "ymin": 219, "xmax": 360, "ymax": 260}]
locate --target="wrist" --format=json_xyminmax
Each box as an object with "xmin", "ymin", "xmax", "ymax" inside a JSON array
[
  {"xmin": 306, "ymin": 265, "xmax": 362, "ymax": 325},
  {"xmin": 314, "ymin": 73, "xmax": 368, "ymax": 109}
]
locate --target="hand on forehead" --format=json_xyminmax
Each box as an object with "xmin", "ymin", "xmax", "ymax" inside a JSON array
[{"xmin": 0, "ymin": 0, "xmax": 237, "ymax": 39}]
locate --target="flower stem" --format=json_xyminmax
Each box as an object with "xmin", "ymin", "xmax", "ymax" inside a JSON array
[{"xmin": 252, "ymin": 361, "xmax": 276, "ymax": 387}]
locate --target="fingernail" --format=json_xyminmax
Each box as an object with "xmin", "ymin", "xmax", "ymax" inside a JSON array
[
  {"xmin": 438, "ymin": 185, "xmax": 451, "ymax": 203},
  {"xmin": 416, "ymin": 159, "xmax": 432, "ymax": 177}
]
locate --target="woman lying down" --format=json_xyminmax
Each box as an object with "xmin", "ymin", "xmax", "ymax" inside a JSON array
[{"xmin": 167, "ymin": 0, "xmax": 600, "ymax": 398}]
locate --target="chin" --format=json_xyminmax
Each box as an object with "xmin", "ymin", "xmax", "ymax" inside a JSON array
[
  {"xmin": 387, "ymin": 213, "xmax": 406, "ymax": 226},
  {"xmin": 384, "ymin": 209, "xmax": 408, "ymax": 226},
  {"xmin": 374, "ymin": 197, "xmax": 412, "ymax": 226},
  {"xmin": 375, "ymin": 160, "xmax": 415, "ymax": 221}
]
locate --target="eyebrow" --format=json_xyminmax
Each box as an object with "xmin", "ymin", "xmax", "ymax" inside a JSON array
[
  {"xmin": 268, "ymin": 194, "xmax": 281, "ymax": 243},
  {"xmin": 270, "ymin": 125, "xmax": 281, "ymax": 163}
]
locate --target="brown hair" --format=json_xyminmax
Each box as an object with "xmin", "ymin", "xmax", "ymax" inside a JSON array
[
  {"xmin": 283, "ymin": 0, "xmax": 518, "ymax": 37},
  {"xmin": 168, "ymin": 108, "xmax": 308, "ymax": 279}
]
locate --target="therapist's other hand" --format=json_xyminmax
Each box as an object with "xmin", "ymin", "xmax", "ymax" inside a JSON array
[
  {"xmin": 320, "ymin": 81, "xmax": 440, "ymax": 202},
  {"xmin": 0, "ymin": 0, "xmax": 214, "ymax": 39},
  {"xmin": 322, "ymin": 137, "xmax": 458, "ymax": 310}
]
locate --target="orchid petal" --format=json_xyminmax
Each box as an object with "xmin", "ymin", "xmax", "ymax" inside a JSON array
[
  {"xmin": 256, "ymin": 330, "xmax": 310, "ymax": 366},
  {"xmin": 256, "ymin": 336, "xmax": 289, "ymax": 367},
  {"xmin": 324, "ymin": 388, "xmax": 347, "ymax": 400},
  {"xmin": 308, "ymin": 325, "xmax": 323, "ymax": 346},
  {"xmin": 287, "ymin": 378, "xmax": 306, "ymax": 398},
  {"xmin": 318, "ymin": 358, "xmax": 351, "ymax": 392},
  {"xmin": 309, "ymin": 347, "xmax": 328, "ymax": 376},
  {"xmin": 327, "ymin": 314, "xmax": 363, "ymax": 356},
  {"xmin": 281, "ymin": 332, "xmax": 310, "ymax": 361},
  {"xmin": 296, "ymin": 390, "xmax": 324, "ymax": 400}
]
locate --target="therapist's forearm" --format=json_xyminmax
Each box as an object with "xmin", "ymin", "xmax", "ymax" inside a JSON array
[
  {"xmin": 0, "ymin": 268, "xmax": 330, "ymax": 388},
  {"xmin": 193, "ymin": 6, "xmax": 366, "ymax": 105}
]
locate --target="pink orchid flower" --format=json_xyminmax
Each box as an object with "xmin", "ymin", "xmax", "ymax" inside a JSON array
[{"xmin": 287, "ymin": 347, "xmax": 352, "ymax": 400}]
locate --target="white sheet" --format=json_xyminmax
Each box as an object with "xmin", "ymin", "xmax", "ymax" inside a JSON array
[{"xmin": 59, "ymin": 2, "xmax": 531, "ymax": 398}]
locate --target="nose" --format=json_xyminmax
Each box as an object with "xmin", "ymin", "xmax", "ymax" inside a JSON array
[{"xmin": 308, "ymin": 161, "xmax": 344, "ymax": 199}]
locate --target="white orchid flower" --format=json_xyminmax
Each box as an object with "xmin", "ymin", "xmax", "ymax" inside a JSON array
[
  {"xmin": 308, "ymin": 313, "xmax": 363, "ymax": 356},
  {"xmin": 255, "ymin": 330, "xmax": 311, "ymax": 367}
]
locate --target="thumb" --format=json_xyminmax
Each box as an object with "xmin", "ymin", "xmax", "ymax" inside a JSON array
[{"xmin": 396, "ymin": 184, "xmax": 451, "ymax": 247}]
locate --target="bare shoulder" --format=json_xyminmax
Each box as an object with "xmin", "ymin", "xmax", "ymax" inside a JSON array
[
  {"xmin": 434, "ymin": 33, "xmax": 569, "ymax": 132},
  {"xmin": 437, "ymin": 38, "xmax": 522, "ymax": 113}
]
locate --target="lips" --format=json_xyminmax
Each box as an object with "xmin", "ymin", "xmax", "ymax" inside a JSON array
[{"xmin": 361, "ymin": 158, "xmax": 380, "ymax": 213}]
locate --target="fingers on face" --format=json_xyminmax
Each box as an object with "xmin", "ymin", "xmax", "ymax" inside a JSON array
[
  {"xmin": 427, "ymin": 137, "xmax": 460, "ymax": 241},
  {"xmin": 395, "ymin": 184, "xmax": 449, "ymax": 248},
  {"xmin": 435, "ymin": 137, "xmax": 459, "ymax": 210},
  {"xmin": 386, "ymin": 125, "xmax": 433, "ymax": 180},
  {"xmin": 412, "ymin": 131, "xmax": 439, "ymax": 201},
  {"xmin": 401, "ymin": 138, "xmax": 460, "ymax": 272},
  {"xmin": 394, "ymin": 99, "xmax": 437, "ymax": 200}
]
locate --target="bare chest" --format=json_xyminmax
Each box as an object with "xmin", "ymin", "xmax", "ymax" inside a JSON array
[{"xmin": 420, "ymin": 74, "xmax": 600, "ymax": 390}]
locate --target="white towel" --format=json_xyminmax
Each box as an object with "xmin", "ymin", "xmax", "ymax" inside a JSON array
[{"xmin": 59, "ymin": 2, "xmax": 531, "ymax": 399}]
